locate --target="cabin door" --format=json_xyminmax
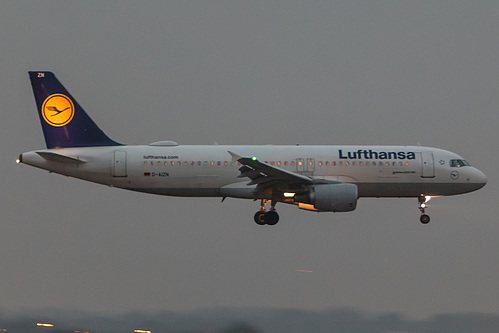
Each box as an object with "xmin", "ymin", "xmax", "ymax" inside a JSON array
[
  {"xmin": 113, "ymin": 151, "xmax": 127, "ymax": 177},
  {"xmin": 421, "ymin": 151, "xmax": 435, "ymax": 178}
]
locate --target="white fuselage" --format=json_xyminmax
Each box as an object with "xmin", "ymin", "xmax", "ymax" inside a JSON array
[
  {"xmin": 20, "ymin": 144, "xmax": 487, "ymax": 200},
  {"xmin": 23, "ymin": 71, "xmax": 488, "ymax": 223}
]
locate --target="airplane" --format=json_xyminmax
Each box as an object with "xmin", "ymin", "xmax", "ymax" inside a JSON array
[{"xmin": 18, "ymin": 71, "xmax": 487, "ymax": 225}]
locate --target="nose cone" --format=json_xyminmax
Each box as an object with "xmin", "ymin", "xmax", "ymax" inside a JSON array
[{"xmin": 474, "ymin": 168, "xmax": 487, "ymax": 190}]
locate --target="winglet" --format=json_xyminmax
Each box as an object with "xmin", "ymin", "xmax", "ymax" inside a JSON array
[{"xmin": 228, "ymin": 151, "xmax": 241, "ymax": 162}]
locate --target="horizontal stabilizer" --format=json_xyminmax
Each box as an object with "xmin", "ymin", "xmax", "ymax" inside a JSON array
[{"xmin": 36, "ymin": 152, "xmax": 87, "ymax": 165}]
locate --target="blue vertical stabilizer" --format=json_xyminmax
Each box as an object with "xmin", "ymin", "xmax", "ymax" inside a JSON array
[{"xmin": 29, "ymin": 71, "xmax": 122, "ymax": 148}]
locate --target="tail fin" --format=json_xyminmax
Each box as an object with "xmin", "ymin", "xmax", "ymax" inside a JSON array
[{"xmin": 29, "ymin": 71, "xmax": 122, "ymax": 148}]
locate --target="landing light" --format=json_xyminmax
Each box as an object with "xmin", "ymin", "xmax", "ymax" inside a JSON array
[
  {"xmin": 425, "ymin": 196, "xmax": 432, "ymax": 202},
  {"xmin": 284, "ymin": 192, "xmax": 296, "ymax": 198},
  {"xmin": 15, "ymin": 159, "xmax": 20, "ymax": 164}
]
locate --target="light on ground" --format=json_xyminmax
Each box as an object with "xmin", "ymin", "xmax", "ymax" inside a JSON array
[{"xmin": 37, "ymin": 323, "xmax": 54, "ymax": 327}]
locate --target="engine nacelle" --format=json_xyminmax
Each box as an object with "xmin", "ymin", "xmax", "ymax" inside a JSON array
[{"xmin": 295, "ymin": 183, "xmax": 358, "ymax": 212}]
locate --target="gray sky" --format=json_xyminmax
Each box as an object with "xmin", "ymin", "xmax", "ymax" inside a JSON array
[{"xmin": 1, "ymin": 0, "xmax": 499, "ymax": 321}]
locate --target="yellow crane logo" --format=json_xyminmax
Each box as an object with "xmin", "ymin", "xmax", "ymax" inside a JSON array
[{"xmin": 41, "ymin": 94, "xmax": 75, "ymax": 127}]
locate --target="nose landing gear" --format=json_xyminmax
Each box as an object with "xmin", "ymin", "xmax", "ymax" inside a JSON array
[
  {"xmin": 253, "ymin": 199, "xmax": 280, "ymax": 226},
  {"xmin": 418, "ymin": 195, "xmax": 430, "ymax": 224}
]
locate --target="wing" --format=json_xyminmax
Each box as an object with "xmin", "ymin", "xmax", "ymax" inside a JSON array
[{"xmin": 229, "ymin": 151, "xmax": 314, "ymax": 195}]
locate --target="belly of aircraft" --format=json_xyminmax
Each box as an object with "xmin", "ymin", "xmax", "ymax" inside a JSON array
[{"xmin": 123, "ymin": 180, "xmax": 470, "ymax": 199}]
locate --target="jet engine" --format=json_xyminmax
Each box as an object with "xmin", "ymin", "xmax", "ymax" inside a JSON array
[{"xmin": 294, "ymin": 183, "xmax": 358, "ymax": 212}]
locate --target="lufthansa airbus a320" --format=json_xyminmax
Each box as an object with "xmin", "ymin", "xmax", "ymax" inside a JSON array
[{"xmin": 18, "ymin": 72, "xmax": 487, "ymax": 225}]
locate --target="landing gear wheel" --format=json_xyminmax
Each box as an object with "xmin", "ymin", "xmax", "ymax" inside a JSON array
[
  {"xmin": 420, "ymin": 214, "xmax": 430, "ymax": 224},
  {"xmin": 418, "ymin": 195, "xmax": 431, "ymax": 224},
  {"xmin": 264, "ymin": 211, "xmax": 279, "ymax": 225},
  {"xmin": 254, "ymin": 211, "xmax": 266, "ymax": 225}
]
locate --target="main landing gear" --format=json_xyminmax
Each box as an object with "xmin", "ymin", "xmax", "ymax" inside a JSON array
[
  {"xmin": 254, "ymin": 199, "xmax": 280, "ymax": 226},
  {"xmin": 418, "ymin": 195, "xmax": 430, "ymax": 224}
]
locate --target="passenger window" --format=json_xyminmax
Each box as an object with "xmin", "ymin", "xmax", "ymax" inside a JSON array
[
  {"xmin": 144, "ymin": 161, "xmax": 148, "ymax": 166},
  {"xmin": 291, "ymin": 161, "xmax": 295, "ymax": 166},
  {"xmin": 366, "ymin": 161, "xmax": 370, "ymax": 166},
  {"xmin": 284, "ymin": 161, "xmax": 288, "ymax": 166},
  {"xmin": 339, "ymin": 161, "xmax": 343, "ymax": 166},
  {"xmin": 271, "ymin": 161, "xmax": 275, "ymax": 166},
  {"xmin": 359, "ymin": 162, "xmax": 363, "ymax": 166}
]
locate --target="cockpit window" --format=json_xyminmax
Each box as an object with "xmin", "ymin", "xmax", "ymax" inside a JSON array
[{"xmin": 450, "ymin": 159, "xmax": 470, "ymax": 168}]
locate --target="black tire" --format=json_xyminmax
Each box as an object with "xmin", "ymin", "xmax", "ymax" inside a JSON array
[
  {"xmin": 264, "ymin": 211, "xmax": 279, "ymax": 225},
  {"xmin": 254, "ymin": 211, "xmax": 266, "ymax": 225},
  {"xmin": 420, "ymin": 214, "xmax": 430, "ymax": 224}
]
